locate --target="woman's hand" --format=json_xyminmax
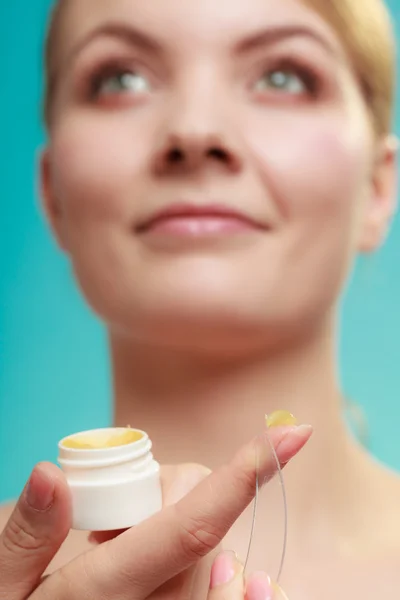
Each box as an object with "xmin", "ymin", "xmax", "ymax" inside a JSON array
[
  {"xmin": 207, "ymin": 551, "xmax": 287, "ymax": 600},
  {"xmin": 0, "ymin": 425, "xmax": 311, "ymax": 599}
]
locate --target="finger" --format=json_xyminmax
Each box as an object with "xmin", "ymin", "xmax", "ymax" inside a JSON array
[
  {"xmin": 0, "ymin": 463, "xmax": 71, "ymax": 600},
  {"xmin": 189, "ymin": 546, "xmax": 221, "ymax": 600},
  {"xmin": 207, "ymin": 551, "xmax": 244, "ymax": 600},
  {"xmin": 141, "ymin": 464, "xmax": 216, "ymax": 600},
  {"xmin": 118, "ymin": 425, "xmax": 311, "ymax": 593},
  {"xmin": 49, "ymin": 424, "xmax": 311, "ymax": 599},
  {"xmin": 88, "ymin": 463, "xmax": 211, "ymax": 545},
  {"xmin": 37, "ymin": 462, "xmax": 214, "ymax": 600},
  {"xmin": 245, "ymin": 572, "xmax": 274, "ymax": 600}
]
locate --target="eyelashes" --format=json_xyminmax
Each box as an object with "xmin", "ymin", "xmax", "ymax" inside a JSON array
[
  {"xmin": 86, "ymin": 59, "xmax": 153, "ymax": 100},
  {"xmin": 79, "ymin": 54, "xmax": 324, "ymax": 104},
  {"xmin": 251, "ymin": 58, "xmax": 322, "ymax": 99}
]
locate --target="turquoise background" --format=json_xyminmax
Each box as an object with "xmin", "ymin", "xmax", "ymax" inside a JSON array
[{"xmin": 1, "ymin": 1, "xmax": 400, "ymax": 502}]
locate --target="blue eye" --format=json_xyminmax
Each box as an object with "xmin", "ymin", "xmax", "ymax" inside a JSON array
[
  {"xmin": 94, "ymin": 70, "xmax": 151, "ymax": 97},
  {"xmin": 254, "ymin": 69, "xmax": 312, "ymax": 95}
]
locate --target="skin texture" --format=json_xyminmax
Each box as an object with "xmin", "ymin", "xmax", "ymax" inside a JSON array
[{"xmin": 1, "ymin": 0, "xmax": 400, "ymax": 598}]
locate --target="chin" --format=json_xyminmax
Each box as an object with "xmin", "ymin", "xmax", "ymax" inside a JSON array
[
  {"xmin": 74, "ymin": 256, "xmax": 340, "ymax": 356},
  {"xmin": 103, "ymin": 292, "xmax": 331, "ymax": 357}
]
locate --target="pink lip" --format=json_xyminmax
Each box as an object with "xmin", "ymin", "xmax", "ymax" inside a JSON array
[{"xmin": 136, "ymin": 203, "xmax": 267, "ymax": 236}]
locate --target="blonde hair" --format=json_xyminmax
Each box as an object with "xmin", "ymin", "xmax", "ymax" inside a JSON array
[
  {"xmin": 43, "ymin": 0, "xmax": 396, "ymax": 135},
  {"xmin": 304, "ymin": 0, "xmax": 396, "ymax": 136}
]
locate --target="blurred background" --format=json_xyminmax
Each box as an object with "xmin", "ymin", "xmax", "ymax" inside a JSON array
[{"xmin": 1, "ymin": 1, "xmax": 400, "ymax": 502}]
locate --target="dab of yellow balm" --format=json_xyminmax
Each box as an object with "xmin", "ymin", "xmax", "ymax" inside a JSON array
[
  {"xmin": 63, "ymin": 429, "xmax": 143, "ymax": 449},
  {"xmin": 265, "ymin": 410, "xmax": 298, "ymax": 428}
]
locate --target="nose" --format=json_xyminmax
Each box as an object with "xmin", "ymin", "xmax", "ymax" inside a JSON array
[{"xmin": 152, "ymin": 96, "xmax": 243, "ymax": 176}]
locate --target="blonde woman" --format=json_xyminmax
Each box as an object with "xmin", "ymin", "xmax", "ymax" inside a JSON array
[{"xmin": 0, "ymin": 0, "xmax": 398, "ymax": 598}]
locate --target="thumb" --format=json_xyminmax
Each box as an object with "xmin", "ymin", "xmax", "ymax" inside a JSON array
[{"xmin": 0, "ymin": 463, "xmax": 71, "ymax": 600}]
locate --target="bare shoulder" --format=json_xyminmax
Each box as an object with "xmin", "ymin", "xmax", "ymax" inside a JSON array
[
  {"xmin": 367, "ymin": 457, "xmax": 400, "ymax": 551},
  {"xmin": 0, "ymin": 501, "xmax": 92, "ymax": 572}
]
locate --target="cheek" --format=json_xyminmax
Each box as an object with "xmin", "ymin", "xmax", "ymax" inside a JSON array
[
  {"xmin": 247, "ymin": 111, "xmax": 371, "ymax": 225},
  {"xmin": 244, "ymin": 111, "xmax": 373, "ymax": 308},
  {"xmin": 48, "ymin": 113, "xmax": 155, "ymax": 318},
  {"xmin": 246, "ymin": 110, "xmax": 374, "ymax": 270},
  {"xmin": 50, "ymin": 113, "xmax": 153, "ymax": 225}
]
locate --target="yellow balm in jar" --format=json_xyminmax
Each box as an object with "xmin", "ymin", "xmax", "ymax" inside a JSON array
[
  {"xmin": 62, "ymin": 428, "xmax": 143, "ymax": 449},
  {"xmin": 58, "ymin": 427, "xmax": 162, "ymax": 531}
]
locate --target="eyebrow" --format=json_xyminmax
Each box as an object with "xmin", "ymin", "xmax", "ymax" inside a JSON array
[
  {"xmin": 64, "ymin": 22, "xmax": 338, "ymax": 72},
  {"xmin": 234, "ymin": 25, "xmax": 338, "ymax": 57},
  {"xmin": 66, "ymin": 22, "xmax": 164, "ymax": 65}
]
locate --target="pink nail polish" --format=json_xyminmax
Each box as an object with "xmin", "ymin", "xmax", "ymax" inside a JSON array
[
  {"xmin": 210, "ymin": 551, "xmax": 236, "ymax": 588},
  {"xmin": 246, "ymin": 572, "xmax": 273, "ymax": 600}
]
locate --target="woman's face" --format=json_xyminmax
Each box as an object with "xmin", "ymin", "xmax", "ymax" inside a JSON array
[{"xmin": 42, "ymin": 0, "xmax": 395, "ymax": 352}]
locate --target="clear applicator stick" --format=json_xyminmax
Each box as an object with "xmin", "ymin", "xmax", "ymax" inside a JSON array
[{"xmin": 244, "ymin": 411, "xmax": 298, "ymax": 600}]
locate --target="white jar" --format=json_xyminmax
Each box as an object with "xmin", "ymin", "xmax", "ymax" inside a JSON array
[{"xmin": 58, "ymin": 427, "xmax": 162, "ymax": 531}]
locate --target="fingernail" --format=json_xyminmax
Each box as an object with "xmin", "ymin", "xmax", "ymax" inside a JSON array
[
  {"xmin": 210, "ymin": 551, "xmax": 238, "ymax": 588},
  {"xmin": 246, "ymin": 572, "xmax": 273, "ymax": 600},
  {"xmin": 26, "ymin": 466, "xmax": 55, "ymax": 511},
  {"xmin": 273, "ymin": 424, "xmax": 313, "ymax": 464}
]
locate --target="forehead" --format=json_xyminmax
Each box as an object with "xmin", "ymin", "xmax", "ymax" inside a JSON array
[{"xmin": 58, "ymin": 0, "xmax": 341, "ymax": 57}]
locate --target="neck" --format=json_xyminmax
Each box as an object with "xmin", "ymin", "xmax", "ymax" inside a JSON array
[
  {"xmin": 110, "ymin": 319, "xmax": 370, "ymax": 560},
  {"xmin": 112, "ymin": 317, "xmax": 343, "ymax": 463}
]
